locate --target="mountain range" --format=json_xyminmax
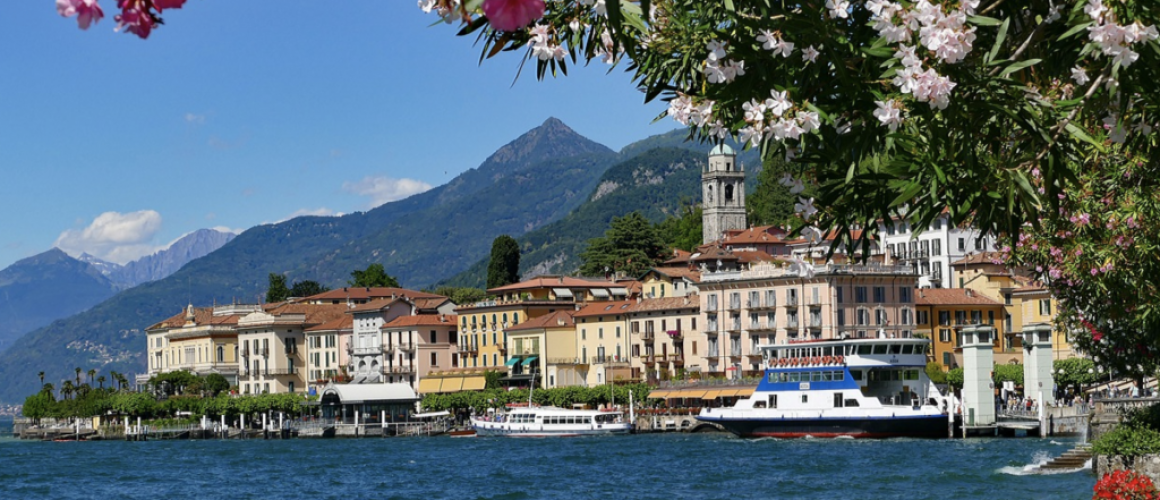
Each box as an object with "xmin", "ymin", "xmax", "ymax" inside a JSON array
[
  {"xmin": 0, "ymin": 119, "xmax": 754, "ymax": 403},
  {"xmin": 0, "ymin": 229, "xmax": 235, "ymax": 356}
]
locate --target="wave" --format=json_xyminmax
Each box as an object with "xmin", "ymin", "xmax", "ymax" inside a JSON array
[{"xmin": 996, "ymin": 451, "xmax": 1092, "ymax": 476}]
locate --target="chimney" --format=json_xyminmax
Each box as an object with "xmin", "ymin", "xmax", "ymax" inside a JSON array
[
  {"xmin": 965, "ymin": 289, "xmax": 973, "ymax": 298},
  {"xmin": 557, "ymin": 317, "xmax": 565, "ymax": 326}
]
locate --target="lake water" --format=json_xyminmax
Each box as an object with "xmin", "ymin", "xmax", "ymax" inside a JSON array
[{"xmin": 0, "ymin": 421, "xmax": 1094, "ymax": 500}]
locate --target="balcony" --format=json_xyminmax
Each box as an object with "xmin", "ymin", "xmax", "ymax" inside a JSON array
[
  {"xmin": 787, "ymin": 320, "xmax": 800, "ymax": 329},
  {"xmin": 749, "ymin": 322, "xmax": 775, "ymax": 332},
  {"xmin": 547, "ymin": 357, "xmax": 581, "ymax": 365},
  {"xmin": 707, "ymin": 350, "xmax": 720, "ymax": 358},
  {"xmin": 786, "ymin": 297, "xmax": 799, "ymax": 307},
  {"xmin": 382, "ymin": 365, "xmax": 415, "ymax": 375},
  {"xmin": 727, "ymin": 301, "xmax": 742, "ymax": 311},
  {"xmin": 729, "ymin": 351, "xmax": 743, "ymax": 359},
  {"xmin": 259, "ymin": 347, "xmax": 269, "ymax": 357},
  {"xmin": 665, "ymin": 330, "xmax": 684, "ymax": 341},
  {"xmin": 266, "ymin": 367, "xmax": 298, "ymax": 376},
  {"xmin": 705, "ymin": 323, "xmax": 719, "ymax": 333},
  {"xmin": 641, "ymin": 331, "xmax": 655, "ymax": 341},
  {"xmin": 705, "ymin": 303, "xmax": 718, "ymax": 312},
  {"xmin": 284, "ymin": 346, "xmax": 299, "ymax": 356},
  {"xmin": 241, "ymin": 348, "xmax": 250, "ymax": 358},
  {"xmin": 459, "ymin": 343, "xmax": 478, "ymax": 353},
  {"xmin": 727, "ymin": 323, "xmax": 742, "ymax": 333},
  {"xmin": 642, "ymin": 355, "xmax": 657, "ymax": 365},
  {"xmin": 668, "ymin": 354, "xmax": 685, "ymax": 365},
  {"xmin": 352, "ymin": 346, "xmax": 381, "ymax": 356},
  {"xmin": 496, "ymin": 343, "xmax": 506, "ymax": 353},
  {"xmin": 393, "ymin": 343, "xmax": 415, "ymax": 353}
]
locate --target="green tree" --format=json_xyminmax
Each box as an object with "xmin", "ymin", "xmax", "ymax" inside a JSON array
[
  {"xmin": 266, "ymin": 273, "xmax": 290, "ymax": 303},
  {"xmin": 747, "ymin": 157, "xmax": 797, "ymax": 227},
  {"xmin": 992, "ymin": 364, "xmax": 1024, "ymax": 386},
  {"xmin": 289, "ymin": 280, "xmax": 329, "ymax": 298},
  {"xmin": 579, "ymin": 212, "xmax": 667, "ymax": 278},
  {"xmin": 203, "ymin": 373, "xmax": 230, "ymax": 397},
  {"xmin": 1054, "ymin": 358, "xmax": 1100, "ymax": 394},
  {"xmin": 486, "ymin": 235, "xmax": 521, "ymax": 289},
  {"xmin": 946, "ymin": 368, "xmax": 964, "ymax": 390},
  {"xmin": 348, "ymin": 263, "xmax": 400, "ymax": 288},
  {"xmin": 925, "ymin": 362, "xmax": 948, "ymax": 385},
  {"xmin": 22, "ymin": 391, "xmax": 56, "ymax": 420},
  {"xmin": 433, "ymin": 286, "xmax": 487, "ymax": 306},
  {"xmin": 655, "ymin": 204, "xmax": 702, "ymax": 252}
]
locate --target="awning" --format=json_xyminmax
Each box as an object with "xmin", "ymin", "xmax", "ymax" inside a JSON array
[
  {"xmin": 734, "ymin": 387, "xmax": 755, "ymax": 397},
  {"xmin": 412, "ymin": 410, "xmax": 450, "ymax": 419},
  {"xmin": 552, "ymin": 288, "xmax": 574, "ymax": 298},
  {"xmin": 521, "ymin": 356, "xmax": 539, "ymax": 366},
  {"xmin": 702, "ymin": 390, "xmax": 724, "ymax": 400},
  {"xmin": 682, "ymin": 390, "xmax": 708, "ymax": 399},
  {"xmin": 648, "ymin": 389, "xmax": 671, "ymax": 399},
  {"xmin": 591, "ymin": 289, "xmax": 610, "ymax": 298},
  {"xmin": 505, "ymin": 357, "xmax": 520, "ymax": 367},
  {"xmin": 461, "ymin": 376, "xmax": 486, "ymax": 391},
  {"xmin": 610, "ymin": 287, "xmax": 628, "ymax": 296},
  {"xmin": 417, "ymin": 378, "xmax": 443, "ymax": 394},
  {"xmin": 441, "ymin": 377, "xmax": 464, "ymax": 393}
]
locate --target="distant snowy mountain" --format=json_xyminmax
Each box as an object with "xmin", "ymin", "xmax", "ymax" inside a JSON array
[{"xmin": 76, "ymin": 229, "xmax": 237, "ymax": 290}]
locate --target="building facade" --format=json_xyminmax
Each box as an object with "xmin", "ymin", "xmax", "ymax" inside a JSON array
[
  {"xmin": 913, "ymin": 288, "xmax": 1016, "ymax": 370},
  {"xmin": 878, "ymin": 214, "xmax": 998, "ymax": 289},
  {"xmin": 702, "ymin": 144, "xmax": 747, "ymax": 244},
  {"xmin": 381, "ymin": 314, "xmax": 459, "ymax": 391}
]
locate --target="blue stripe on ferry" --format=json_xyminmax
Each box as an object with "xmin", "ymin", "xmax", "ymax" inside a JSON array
[
  {"xmin": 755, "ymin": 367, "xmax": 859, "ymax": 392},
  {"xmin": 699, "ymin": 414, "xmax": 946, "ymax": 422}
]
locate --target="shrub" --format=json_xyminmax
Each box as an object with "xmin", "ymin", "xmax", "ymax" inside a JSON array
[{"xmin": 1092, "ymin": 425, "xmax": 1160, "ymax": 459}]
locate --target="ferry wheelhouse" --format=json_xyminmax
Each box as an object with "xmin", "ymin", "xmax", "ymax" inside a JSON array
[
  {"xmin": 696, "ymin": 338, "xmax": 951, "ymax": 438},
  {"xmin": 471, "ymin": 404, "xmax": 633, "ymax": 437}
]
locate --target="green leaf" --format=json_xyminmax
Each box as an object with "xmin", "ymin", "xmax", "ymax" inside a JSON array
[
  {"xmin": 724, "ymin": 0, "xmax": 735, "ymax": 11},
  {"xmin": 862, "ymin": 46, "xmax": 894, "ymax": 58},
  {"xmin": 999, "ymin": 58, "xmax": 1042, "ymax": 77},
  {"xmin": 1064, "ymin": 123, "xmax": 1105, "ymax": 150},
  {"xmin": 968, "ymin": 15, "xmax": 1003, "ymax": 26},
  {"xmin": 987, "ymin": 17, "xmax": 1010, "ymax": 63},
  {"xmin": 1058, "ymin": 21, "xmax": 1096, "ymax": 41}
]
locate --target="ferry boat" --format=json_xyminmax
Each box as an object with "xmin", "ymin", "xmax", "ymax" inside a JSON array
[
  {"xmin": 471, "ymin": 404, "xmax": 634, "ymax": 437},
  {"xmin": 696, "ymin": 337, "xmax": 952, "ymax": 438}
]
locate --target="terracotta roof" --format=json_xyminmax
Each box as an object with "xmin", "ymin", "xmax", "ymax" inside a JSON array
[
  {"xmin": 1014, "ymin": 281, "xmax": 1050, "ymax": 293},
  {"xmin": 304, "ymin": 287, "xmax": 444, "ymax": 301},
  {"xmin": 488, "ymin": 276, "xmax": 618, "ymax": 293},
  {"xmin": 722, "ymin": 225, "xmax": 789, "ymax": 245},
  {"xmin": 663, "ymin": 249, "xmax": 693, "ymax": 265},
  {"xmin": 261, "ymin": 302, "xmax": 352, "ymax": 325},
  {"xmin": 411, "ymin": 297, "xmax": 451, "ymax": 310},
  {"xmin": 305, "ymin": 316, "xmax": 353, "ymax": 332},
  {"xmin": 506, "ymin": 311, "xmax": 577, "ymax": 331},
  {"xmin": 348, "ymin": 297, "xmax": 409, "ymax": 313},
  {"xmin": 650, "ymin": 266, "xmax": 702, "ymax": 283},
  {"xmin": 383, "ymin": 314, "xmax": 458, "ymax": 329},
  {"xmin": 732, "ymin": 250, "xmax": 781, "ymax": 264},
  {"xmin": 915, "ymin": 288, "xmax": 1002, "ymax": 306},
  {"xmin": 690, "ymin": 244, "xmax": 739, "ymax": 262},
  {"xmin": 574, "ymin": 300, "xmax": 635, "ymax": 318},
  {"xmin": 783, "ymin": 229, "xmax": 871, "ymax": 245},
  {"xmin": 627, "ymin": 295, "xmax": 699, "ymax": 313},
  {"xmin": 951, "ymin": 252, "xmax": 1006, "ymax": 266}
]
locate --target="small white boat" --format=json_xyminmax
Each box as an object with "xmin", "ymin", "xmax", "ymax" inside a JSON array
[{"xmin": 471, "ymin": 404, "xmax": 633, "ymax": 437}]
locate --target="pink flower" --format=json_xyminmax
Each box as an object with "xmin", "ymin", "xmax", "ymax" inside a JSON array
[
  {"xmin": 483, "ymin": 0, "xmax": 546, "ymax": 32},
  {"xmin": 153, "ymin": 0, "xmax": 186, "ymax": 9},
  {"xmin": 57, "ymin": 0, "xmax": 104, "ymax": 30},
  {"xmin": 115, "ymin": 6, "xmax": 154, "ymax": 39}
]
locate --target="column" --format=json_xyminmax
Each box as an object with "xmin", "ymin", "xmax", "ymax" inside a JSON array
[
  {"xmin": 1023, "ymin": 323, "xmax": 1056, "ymax": 406},
  {"xmin": 961, "ymin": 324, "xmax": 996, "ymax": 426}
]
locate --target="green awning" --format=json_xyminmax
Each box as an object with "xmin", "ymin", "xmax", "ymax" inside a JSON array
[
  {"xmin": 521, "ymin": 356, "xmax": 539, "ymax": 366},
  {"xmin": 504, "ymin": 357, "xmax": 520, "ymax": 367}
]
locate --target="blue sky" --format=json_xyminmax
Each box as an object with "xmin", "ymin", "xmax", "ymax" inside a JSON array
[{"xmin": 0, "ymin": 2, "xmax": 677, "ymax": 269}]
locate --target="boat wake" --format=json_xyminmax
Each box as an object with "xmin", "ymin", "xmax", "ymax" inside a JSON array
[{"xmin": 996, "ymin": 451, "xmax": 1092, "ymax": 476}]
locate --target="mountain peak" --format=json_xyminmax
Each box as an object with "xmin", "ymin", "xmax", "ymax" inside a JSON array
[{"xmin": 540, "ymin": 116, "xmax": 569, "ymax": 130}]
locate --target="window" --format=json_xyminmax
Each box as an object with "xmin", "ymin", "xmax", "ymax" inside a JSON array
[
  {"xmin": 581, "ymin": 329, "xmax": 586, "ymax": 340},
  {"xmin": 431, "ymin": 352, "xmax": 437, "ymax": 366},
  {"xmin": 955, "ymin": 311, "xmax": 966, "ymax": 325},
  {"xmin": 837, "ymin": 309, "xmax": 846, "ymax": 326},
  {"xmin": 939, "ymin": 329, "xmax": 951, "ymax": 343},
  {"xmin": 216, "ymin": 345, "xmax": 224, "ymax": 363},
  {"xmin": 855, "ymin": 287, "xmax": 868, "ymax": 303},
  {"xmin": 971, "ymin": 310, "xmax": 982, "ymax": 324},
  {"xmin": 873, "ymin": 287, "xmax": 886, "ymax": 303},
  {"xmin": 932, "ymin": 239, "xmax": 942, "ymax": 256},
  {"xmin": 1004, "ymin": 293, "xmax": 1012, "ymax": 306},
  {"xmin": 707, "ymin": 294, "xmax": 718, "ymax": 311},
  {"xmin": 943, "ymin": 352, "xmax": 952, "ymax": 366},
  {"xmin": 616, "ymin": 326, "xmax": 622, "ymax": 338},
  {"xmin": 1005, "ymin": 313, "xmax": 1013, "ymax": 332},
  {"xmin": 835, "ymin": 286, "xmax": 843, "ymax": 304},
  {"xmin": 957, "ymin": 237, "xmax": 965, "ymax": 252},
  {"xmin": 856, "ymin": 308, "xmax": 869, "ymax": 326},
  {"xmin": 765, "ymin": 290, "xmax": 776, "ymax": 307},
  {"xmin": 900, "ymin": 308, "xmax": 913, "ymax": 325},
  {"xmin": 1040, "ymin": 299, "xmax": 1053, "ymax": 316},
  {"xmin": 288, "ymin": 381, "xmax": 295, "ymax": 393},
  {"xmin": 598, "ymin": 327, "xmax": 604, "ymax": 339},
  {"xmin": 875, "ymin": 308, "xmax": 887, "ymax": 326},
  {"xmin": 987, "ymin": 311, "xmax": 995, "ymax": 325},
  {"xmin": 899, "ymin": 288, "xmax": 912, "ymax": 303}
]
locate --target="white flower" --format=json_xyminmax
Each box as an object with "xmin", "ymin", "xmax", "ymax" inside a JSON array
[
  {"xmin": 795, "ymin": 197, "xmax": 818, "ymax": 219},
  {"xmin": 834, "ymin": 117, "xmax": 851, "ymax": 135},
  {"xmin": 1083, "ymin": 0, "xmax": 1106, "ymax": 21},
  {"xmin": 765, "ymin": 90, "xmax": 793, "ymax": 117},
  {"xmin": 739, "ymin": 126, "xmax": 764, "ymax": 147},
  {"xmin": 742, "ymin": 99, "xmax": 767, "ymax": 125},
  {"xmin": 757, "ymin": 30, "xmax": 778, "ymax": 50},
  {"xmin": 865, "ymin": 0, "xmax": 891, "ymax": 16},
  {"xmin": 796, "ymin": 110, "xmax": 821, "ymax": 133},
  {"xmin": 706, "ymin": 40, "xmax": 727, "ymax": 62},
  {"xmin": 873, "ymin": 100, "xmax": 904, "ymax": 131},
  {"xmin": 785, "ymin": 147, "xmax": 798, "ymax": 162},
  {"xmin": 1071, "ymin": 66, "xmax": 1090, "ymax": 86},
  {"xmin": 802, "ymin": 45, "xmax": 820, "ymax": 63},
  {"xmin": 779, "ymin": 173, "xmax": 796, "ymax": 187},
  {"xmin": 703, "ymin": 61, "xmax": 727, "ymax": 83},
  {"xmin": 894, "ymin": 44, "xmax": 922, "ymax": 69},
  {"xmin": 790, "ymin": 179, "xmax": 806, "ymax": 195},
  {"xmin": 826, "ymin": 0, "xmax": 850, "ymax": 19}
]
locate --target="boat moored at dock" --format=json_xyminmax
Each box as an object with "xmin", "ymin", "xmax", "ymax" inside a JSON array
[
  {"xmin": 471, "ymin": 405, "xmax": 633, "ymax": 437},
  {"xmin": 697, "ymin": 337, "xmax": 952, "ymax": 439}
]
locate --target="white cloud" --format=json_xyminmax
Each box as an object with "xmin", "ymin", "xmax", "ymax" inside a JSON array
[
  {"xmin": 342, "ymin": 176, "xmax": 432, "ymax": 208},
  {"xmin": 210, "ymin": 226, "xmax": 245, "ymax": 235},
  {"xmin": 54, "ymin": 210, "xmax": 164, "ymax": 264},
  {"xmin": 184, "ymin": 113, "xmax": 206, "ymax": 125},
  {"xmin": 264, "ymin": 208, "xmax": 343, "ymax": 225}
]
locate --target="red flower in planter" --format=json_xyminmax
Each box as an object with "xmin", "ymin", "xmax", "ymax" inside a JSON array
[{"xmin": 1094, "ymin": 470, "xmax": 1159, "ymax": 500}]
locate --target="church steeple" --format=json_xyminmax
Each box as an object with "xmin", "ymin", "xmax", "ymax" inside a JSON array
[{"xmin": 702, "ymin": 144, "xmax": 747, "ymax": 243}]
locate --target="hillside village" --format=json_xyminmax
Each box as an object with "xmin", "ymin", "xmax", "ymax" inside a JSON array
[{"xmin": 140, "ymin": 145, "xmax": 1076, "ymax": 401}]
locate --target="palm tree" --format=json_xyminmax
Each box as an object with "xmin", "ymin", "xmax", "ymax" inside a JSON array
[
  {"xmin": 42, "ymin": 383, "xmax": 54, "ymax": 396},
  {"xmin": 87, "ymin": 368, "xmax": 96, "ymax": 385},
  {"xmin": 74, "ymin": 367, "xmax": 82, "ymax": 385},
  {"xmin": 61, "ymin": 380, "xmax": 74, "ymax": 400},
  {"xmin": 97, "ymin": 375, "xmax": 106, "ymax": 389},
  {"xmin": 116, "ymin": 373, "xmax": 129, "ymax": 391},
  {"xmin": 108, "ymin": 371, "xmax": 119, "ymax": 390},
  {"xmin": 38, "ymin": 371, "xmax": 45, "ymax": 385}
]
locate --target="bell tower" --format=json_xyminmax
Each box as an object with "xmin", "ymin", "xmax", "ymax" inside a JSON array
[{"xmin": 702, "ymin": 144, "xmax": 747, "ymax": 244}]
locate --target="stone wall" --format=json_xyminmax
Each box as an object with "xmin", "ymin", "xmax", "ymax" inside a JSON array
[{"xmin": 1096, "ymin": 455, "xmax": 1160, "ymax": 483}]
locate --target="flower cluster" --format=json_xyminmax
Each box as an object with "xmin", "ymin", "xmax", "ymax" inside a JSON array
[
  {"xmin": 418, "ymin": 0, "xmax": 464, "ymax": 25},
  {"xmin": 873, "ymin": 100, "xmax": 905, "ymax": 131},
  {"xmin": 1084, "ymin": 0, "xmax": 1159, "ymax": 69},
  {"xmin": 892, "ymin": 45, "xmax": 956, "ymax": 109},
  {"xmin": 528, "ymin": 25, "xmax": 566, "ymax": 61},
  {"xmin": 482, "ymin": 0, "xmax": 547, "ymax": 32},
  {"xmin": 1093, "ymin": 470, "xmax": 1158, "ymax": 500},
  {"xmin": 734, "ymin": 90, "xmax": 818, "ymax": 147},
  {"xmin": 57, "ymin": 0, "xmax": 186, "ymax": 39},
  {"xmin": 703, "ymin": 40, "xmax": 746, "ymax": 84}
]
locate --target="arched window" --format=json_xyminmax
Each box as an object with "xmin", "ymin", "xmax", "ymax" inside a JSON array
[
  {"xmin": 725, "ymin": 184, "xmax": 734, "ymax": 202},
  {"xmin": 512, "ymin": 313, "xmax": 519, "ymax": 324},
  {"xmin": 502, "ymin": 313, "xmax": 508, "ymax": 323},
  {"xmin": 217, "ymin": 345, "xmax": 224, "ymax": 363}
]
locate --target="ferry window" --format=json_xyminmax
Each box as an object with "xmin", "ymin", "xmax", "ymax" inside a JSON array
[
  {"xmin": 788, "ymin": 372, "xmax": 800, "ymax": 382},
  {"xmin": 901, "ymin": 345, "xmax": 914, "ymax": 355},
  {"xmin": 858, "ymin": 345, "xmax": 872, "ymax": 355},
  {"xmin": 845, "ymin": 399, "xmax": 860, "ymax": 407},
  {"xmin": 812, "ymin": 371, "xmax": 824, "ymax": 382},
  {"xmin": 851, "ymin": 370, "xmax": 863, "ymax": 381},
  {"xmin": 769, "ymin": 395, "xmax": 778, "ymax": 408},
  {"xmin": 892, "ymin": 371, "xmax": 902, "ymax": 381},
  {"xmin": 904, "ymin": 370, "xmax": 920, "ymax": 380},
  {"xmin": 821, "ymin": 371, "xmax": 833, "ymax": 381},
  {"xmin": 889, "ymin": 344, "xmax": 902, "ymax": 354},
  {"xmin": 833, "ymin": 393, "xmax": 843, "ymax": 408},
  {"xmin": 873, "ymin": 345, "xmax": 888, "ymax": 355},
  {"xmin": 801, "ymin": 395, "xmax": 809, "ymax": 404},
  {"xmin": 834, "ymin": 371, "xmax": 845, "ymax": 381},
  {"xmin": 779, "ymin": 373, "xmax": 789, "ymax": 382},
  {"xmin": 768, "ymin": 373, "xmax": 778, "ymax": 384}
]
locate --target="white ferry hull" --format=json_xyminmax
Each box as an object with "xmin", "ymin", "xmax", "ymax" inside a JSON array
[
  {"xmin": 697, "ymin": 411, "xmax": 948, "ymax": 439},
  {"xmin": 471, "ymin": 419, "xmax": 632, "ymax": 437}
]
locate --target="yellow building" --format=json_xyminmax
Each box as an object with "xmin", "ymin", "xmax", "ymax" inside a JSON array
[
  {"xmin": 639, "ymin": 266, "xmax": 701, "ymax": 299},
  {"xmin": 625, "ymin": 296, "xmax": 701, "ymax": 384},
  {"xmin": 454, "ymin": 276, "xmax": 622, "ymax": 387},
  {"xmin": 914, "ymin": 288, "xmax": 1017, "ymax": 370},
  {"xmin": 1013, "ymin": 284, "xmax": 1076, "ymax": 360},
  {"xmin": 574, "ymin": 301, "xmax": 634, "ymax": 386},
  {"xmin": 144, "ymin": 304, "xmax": 255, "ymax": 387},
  {"xmin": 505, "ymin": 311, "xmax": 582, "ymax": 388}
]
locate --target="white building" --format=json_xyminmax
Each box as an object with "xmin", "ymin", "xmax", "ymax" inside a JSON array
[{"xmin": 877, "ymin": 214, "xmax": 997, "ymax": 289}]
